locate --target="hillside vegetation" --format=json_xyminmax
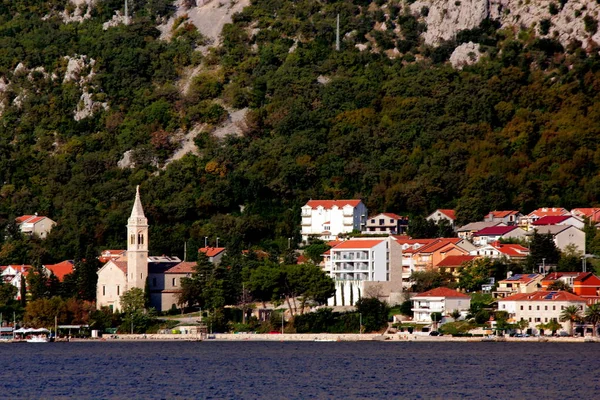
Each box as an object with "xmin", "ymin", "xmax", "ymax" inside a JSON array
[{"xmin": 1, "ymin": 0, "xmax": 600, "ymax": 264}]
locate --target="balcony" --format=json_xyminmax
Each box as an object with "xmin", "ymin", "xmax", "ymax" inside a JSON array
[
  {"xmin": 301, "ymin": 209, "xmax": 312, "ymax": 217},
  {"xmin": 343, "ymin": 217, "xmax": 354, "ymax": 225},
  {"xmin": 301, "ymin": 218, "xmax": 311, "ymax": 226},
  {"xmin": 342, "ymin": 209, "xmax": 353, "ymax": 217}
]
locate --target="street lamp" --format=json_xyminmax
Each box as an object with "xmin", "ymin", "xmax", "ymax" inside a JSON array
[
  {"xmin": 582, "ymin": 254, "xmax": 596, "ymax": 273},
  {"xmin": 216, "ymin": 237, "xmax": 219, "ymax": 248},
  {"xmin": 281, "ymin": 311, "xmax": 284, "ymax": 335},
  {"xmin": 204, "ymin": 236, "xmax": 208, "ymax": 248}
]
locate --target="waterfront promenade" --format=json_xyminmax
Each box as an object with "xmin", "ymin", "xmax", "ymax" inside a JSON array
[{"xmin": 96, "ymin": 333, "xmax": 595, "ymax": 343}]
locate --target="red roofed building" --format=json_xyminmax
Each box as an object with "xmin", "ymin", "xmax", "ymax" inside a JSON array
[
  {"xmin": 571, "ymin": 208, "xmax": 600, "ymax": 223},
  {"xmin": 98, "ymin": 249, "xmax": 126, "ymax": 264},
  {"xmin": 199, "ymin": 247, "xmax": 226, "ymax": 264},
  {"xmin": 435, "ymin": 255, "xmax": 478, "ymax": 276},
  {"xmin": 0, "ymin": 265, "xmax": 32, "ymax": 300},
  {"xmin": 363, "ymin": 212, "xmax": 409, "ymax": 234},
  {"xmin": 411, "ymin": 287, "xmax": 471, "ymax": 323},
  {"xmin": 484, "ymin": 210, "xmax": 522, "ymax": 226},
  {"xmin": 426, "ymin": 209, "xmax": 456, "ymax": 226},
  {"xmin": 541, "ymin": 272, "xmax": 584, "ymax": 290},
  {"xmin": 498, "ymin": 291, "xmax": 587, "ymax": 334},
  {"xmin": 472, "ymin": 226, "xmax": 527, "ymax": 246},
  {"xmin": 469, "ymin": 242, "xmax": 529, "ymax": 261},
  {"xmin": 532, "ymin": 215, "xmax": 585, "ymax": 229},
  {"xmin": 301, "ymin": 199, "xmax": 367, "ymax": 242},
  {"xmin": 520, "ymin": 207, "xmax": 570, "ymax": 230},
  {"xmin": 15, "ymin": 214, "xmax": 56, "ymax": 239},
  {"xmin": 494, "ymin": 273, "xmax": 543, "ymax": 298},
  {"xmin": 573, "ymin": 273, "xmax": 600, "ymax": 301},
  {"xmin": 325, "ymin": 237, "xmax": 402, "ymax": 306},
  {"xmin": 43, "ymin": 260, "xmax": 75, "ymax": 281}
]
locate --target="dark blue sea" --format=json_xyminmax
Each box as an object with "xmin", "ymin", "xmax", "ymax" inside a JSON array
[{"xmin": 1, "ymin": 341, "xmax": 598, "ymax": 399}]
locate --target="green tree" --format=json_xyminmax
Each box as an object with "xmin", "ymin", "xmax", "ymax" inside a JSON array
[
  {"xmin": 120, "ymin": 287, "xmax": 156, "ymax": 334},
  {"xmin": 547, "ymin": 280, "xmax": 572, "ymax": 292},
  {"xmin": 458, "ymin": 258, "xmax": 493, "ymax": 292},
  {"xmin": 585, "ymin": 303, "xmax": 600, "ymax": 337},
  {"xmin": 356, "ymin": 297, "xmax": 390, "ymax": 333},
  {"xmin": 303, "ymin": 241, "xmax": 331, "ymax": 264},
  {"xmin": 527, "ymin": 231, "xmax": 561, "ymax": 270},
  {"xmin": 410, "ymin": 270, "xmax": 453, "ymax": 292},
  {"xmin": 559, "ymin": 305, "xmax": 583, "ymax": 336}
]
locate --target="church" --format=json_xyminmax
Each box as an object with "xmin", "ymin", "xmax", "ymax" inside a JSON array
[{"xmin": 96, "ymin": 186, "xmax": 195, "ymax": 312}]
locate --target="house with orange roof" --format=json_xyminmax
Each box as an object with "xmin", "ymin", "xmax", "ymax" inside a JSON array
[
  {"xmin": 435, "ymin": 255, "xmax": 479, "ymax": 277},
  {"xmin": 494, "ymin": 273, "xmax": 543, "ymax": 298},
  {"xmin": 426, "ymin": 209, "xmax": 456, "ymax": 226},
  {"xmin": 411, "ymin": 287, "xmax": 471, "ymax": 324},
  {"xmin": 571, "ymin": 208, "xmax": 600, "ymax": 223},
  {"xmin": 300, "ymin": 199, "xmax": 367, "ymax": 242},
  {"xmin": 484, "ymin": 210, "xmax": 522, "ymax": 226},
  {"xmin": 469, "ymin": 241, "xmax": 529, "ymax": 261},
  {"xmin": 498, "ymin": 290, "xmax": 587, "ymax": 334},
  {"xmin": 43, "ymin": 260, "xmax": 75, "ymax": 282},
  {"xmin": 199, "ymin": 247, "xmax": 226, "ymax": 264},
  {"xmin": 363, "ymin": 213, "xmax": 409, "ymax": 234},
  {"xmin": 15, "ymin": 214, "xmax": 56, "ymax": 239},
  {"xmin": 573, "ymin": 273, "xmax": 600, "ymax": 301},
  {"xmin": 519, "ymin": 207, "xmax": 570, "ymax": 230},
  {"xmin": 326, "ymin": 237, "xmax": 402, "ymax": 306},
  {"xmin": 541, "ymin": 272, "xmax": 584, "ymax": 290}
]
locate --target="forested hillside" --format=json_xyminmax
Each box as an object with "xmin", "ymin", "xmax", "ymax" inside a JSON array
[{"xmin": 1, "ymin": 0, "xmax": 600, "ymax": 265}]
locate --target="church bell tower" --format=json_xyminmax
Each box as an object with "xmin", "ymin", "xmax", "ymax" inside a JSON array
[{"xmin": 127, "ymin": 185, "xmax": 148, "ymax": 290}]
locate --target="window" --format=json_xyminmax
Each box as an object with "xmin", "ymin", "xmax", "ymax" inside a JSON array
[
  {"xmin": 520, "ymin": 306, "xmax": 524, "ymax": 310},
  {"xmin": 545, "ymin": 318, "xmax": 548, "ymax": 322},
  {"xmin": 390, "ymin": 219, "xmax": 395, "ymax": 223},
  {"xmin": 535, "ymin": 318, "xmax": 541, "ymax": 322},
  {"xmin": 529, "ymin": 306, "xmax": 532, "ymax": 310},
  {"xmin": 537, "ymin": 306, "xmax": 540, "ymax": 310},
  {"xmin": 172, "ymin": 278, "xmax": 177, "ymax": 287},
  {"xmin": 379, "ymin": 219, "xmax": 384, "ymax": 225},
  {"xmin": 140, "ymin": 273, "xmax": 143, "ymax": 280},
  {"xmin": 117, "ymin": 286, "xmax": 120, "ymax": 296},
  {"xmin": 544, "ymin": 306, "xmax": 548, "ymax": 311},
  {"xmin": 553, "ymin": 306, "xmax": 556, "ymax": 311},
  {"xmin": 529, "ymin": 318, "xmax": 532, "ymax": 322},
  {"xmin": 502, "ymin": 304, "xmax": 505, "ymax": 309},
  {"xmin": 103, "ymin": 286, "xmax": 106, "ymax": 296}
]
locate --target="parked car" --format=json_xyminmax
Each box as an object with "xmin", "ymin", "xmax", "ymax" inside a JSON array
[{"xmin": 429, "ymin": 331, "xmax": 440, "ymax": 336}]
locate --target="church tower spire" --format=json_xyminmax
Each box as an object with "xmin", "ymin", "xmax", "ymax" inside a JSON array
[{"xmin": 127, "ymin": 185, "xmax": 148, "ymax": 290}]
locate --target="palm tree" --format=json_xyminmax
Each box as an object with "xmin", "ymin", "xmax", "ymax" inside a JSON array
[
  {"xmin": 560, "ymin": 305, "xmax": 583, "ymax": 336},
  {"xmin": 585, "ymin": 304, "xmax": 600, "ymax": 337}
]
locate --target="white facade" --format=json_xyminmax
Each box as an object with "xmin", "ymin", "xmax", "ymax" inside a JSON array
[
  {"xmin": 411, "ymin": 288, "xmax": 471, "ymax": 323},
  {"xmin": 530, "ymin": 225, "xmax": 586, "ymax": 254},
  {"xmin": 498, "ymin": 291, "xmax": 587, "ymax": 333},
  {"xmin": 16, "ymin": 215, "xmax": 56, "ymax": 239},
  {"xmin": 325, "ymin": 238, "xmax": 402, "ymax": 306},
  {"xmin": 472, "ymin": 227, "xmax": 527, "ymax": 246},
  {"xmin": 301, "ymin": 200, "xmax": 367, "ymax": 242}
]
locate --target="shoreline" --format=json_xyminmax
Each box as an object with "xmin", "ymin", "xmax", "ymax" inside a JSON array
[{"xmin": 56, "ymin": 333, "xmax": 600, "ymax": 343}]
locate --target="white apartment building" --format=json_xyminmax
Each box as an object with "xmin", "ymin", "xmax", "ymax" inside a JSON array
[
  {"xmin": 325, "ymin": 237, "xmax": 402, "ymax": 306},
  {"xmin": 411, "ymin": 287, "xmax": 471, "ymax": 323},
  {"xmin": 301, "ymin": 200, "xmax": 367, "ymax": 242},
  {"xmin": 498, "ymin": 291, "xmax": 587, "ymax": 333}
]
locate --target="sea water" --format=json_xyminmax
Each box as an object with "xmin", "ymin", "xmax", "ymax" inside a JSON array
[{"xmin": 1, "ymin": 341, "xmax": 598, "ymax": 399}]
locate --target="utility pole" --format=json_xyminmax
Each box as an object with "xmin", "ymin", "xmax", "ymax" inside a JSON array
[
  {"xmin": 336, "ymin": 14, "xmax": 340, "ymax": 51},
  {"xmin": 125, "ymin": 0, "xmax": 129, "ymax": 25}
]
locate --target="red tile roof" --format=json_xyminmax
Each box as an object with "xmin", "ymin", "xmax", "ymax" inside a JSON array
[
  {"xmin": 305, "ymin": 200, "xmax": 362, "ymax": 209},
  {"xmin": 543, "ymin": 272, "xmax": 582, "ymax": 282},
  {"xmin": 436, "ymin": 255, "xmax": 477, "ymax": 267},
  {"xmin": 199, "ymin": 247, "xmax": 226, "ymax": 257},
  {"xmin": 165, "ymin": 262, "xmax": 196, "ymax": 274},
  {"xmin": 416, "ymin": 238, "xmax": 462, "ymax": 254},
  {"xmin": 369, "ymin": 212, "xmax": 404, "ymax": 220},
  {"xmin": 43, "ymin": 260, "xmax": 74, "ymax": 281},
  {"xmin": 532, "ymin": 215, "xmax": 571, "ymax": 225},
  {"xmin": 113, "ymin": 261, "xmax": 128, "ymax": 274},
  {"xmin": 528, "ymin": 208, "xmax": 570, "ymax": 217},
  {"xmin": 499, "ymin": 273, "xmax": 542, "ymax": 284},
  {"xmin": 487, "ymin": 210, "xmax": 519, "ymax": 218},
  {"xmin": 332, "ymin": 239, "xmax": 384, "ymax": 249},
  {"xmin": 490, "ymin": 243, "xmax": 529, "ymax": 257},
  {"xmin": 437, "ymin": 209, "xmax": 456, "ymax": 220},
  {"xmin": 474, "ymin": 226, "xmax": 519, "ymax": 236},
  {"xmin": 571, "ymin": 208, "xmax": 600, "ymax": 222},
  {"xmin": 413, "ymin": 287, "xmax": 470, "ymax": 298},
  {"xmin": 16, "ymin": 215, "xmax": 46, "ymax": 224},
  {"xmin": 500, "ymin": 291, "xmax": 587, "ymax": 302}
]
